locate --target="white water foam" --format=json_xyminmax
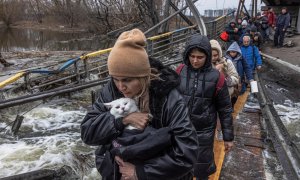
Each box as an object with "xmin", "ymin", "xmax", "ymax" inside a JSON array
[
  {"xmin": 274, "ymin": 100, "xmax": 300, "ymax": 125},
  {"xmin": 0, "ymin": 104, "xmax": 99, "ymax": 178},
  {"xmin": 21, "ymin": 106, "xmax": 85, "ymax": 132}
]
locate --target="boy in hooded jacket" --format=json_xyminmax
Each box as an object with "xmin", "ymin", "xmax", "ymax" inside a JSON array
[
  {"xmin": 177, "ymin": 34, "xmax": 234, "ymax": 180},
  {"xmin": 225, "ymin": 42, "xmax": 254, "ymax": 104}
]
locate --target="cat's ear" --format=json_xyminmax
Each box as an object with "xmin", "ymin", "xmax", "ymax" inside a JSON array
[{"xmin": 103, "ymin": 102, "xmax": 112, "ymax": 109}]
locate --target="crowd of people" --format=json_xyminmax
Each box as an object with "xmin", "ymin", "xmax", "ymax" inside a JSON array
[
  {"xmin": 226, "ymin": 7, "xmax": 290, "ymax": 50},
  {"xmin": 78, "ymin": 7, "xmax": 289, "ymax": 179}
]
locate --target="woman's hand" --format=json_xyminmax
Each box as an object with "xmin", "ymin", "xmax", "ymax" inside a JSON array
[
  {"xmin": 215, "ymin": 64, "xmax": 226, "ymax": 76},
  {"xmin": 224, "ymin": 141, "xmax": 234, "ymax": 153},
  {"xmin": 115, "ymin": 156, "xmax": 138, "ymax": 180},
  {"xmin": 123, "ymin": 112, "xmax": 149, "ymax": 130}
]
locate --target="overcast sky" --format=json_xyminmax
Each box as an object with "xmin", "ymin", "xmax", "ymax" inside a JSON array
[{"xmin": 194, "ymin": 0, "xmax": 265, "ymax": 14}]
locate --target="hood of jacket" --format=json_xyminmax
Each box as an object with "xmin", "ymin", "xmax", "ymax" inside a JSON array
[
  {"xmin": 210, "ymin": 39, "xmax": 223, "ymax": 59},
  {"xmin": 149, "ymin": 57, "xmax": 180, "ymax": 97},
  {"xmin": 225, "ymin": 41, "xmax": 242, "ymax": 60},
  {"xmin": 229, "ymin": 19, "xmax": 236, "ymax": 26},
  {"xmin": 183, "ymin": 34, "xmax": 212, "ymax": 71}
]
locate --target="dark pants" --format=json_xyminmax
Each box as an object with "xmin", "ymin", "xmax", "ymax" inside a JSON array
[
  {"xmin": 196, "ymin": 177, "xmax": 209, "ymax": 180},
  {"xmin": 274, "ymin": 26, "xmax": 285, "ymax": 47}
]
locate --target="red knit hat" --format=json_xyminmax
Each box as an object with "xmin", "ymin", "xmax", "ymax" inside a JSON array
[{"xmin": 107, "ymin": 29, "xmax": 150, "ymax": 77}]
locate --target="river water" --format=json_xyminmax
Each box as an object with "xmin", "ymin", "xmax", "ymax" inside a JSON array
[
  {"xmin": 0, "ymin": 88, "xmax": 101, "ymax": 179},
  {"xmin": 1, "ymin": 71, "xmax": 299, "ymax": 179},
  {"xmin": 0, "ymin": 28, "xmax": 113, "ymax": 52}
]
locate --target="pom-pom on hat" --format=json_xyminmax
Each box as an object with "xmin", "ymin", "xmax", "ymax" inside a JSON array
[
  {"xmin": 107, "ymin": 29, "xmax": 150, "ymax": 77},
  {"xmin": 242, "ymin": 20, "xmax": 248, "ymax": 26}
]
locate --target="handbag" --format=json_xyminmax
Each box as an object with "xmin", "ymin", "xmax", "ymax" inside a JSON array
[{"xmin": 219, "ymin": 31, "xmax": 229, "ymax": 42}]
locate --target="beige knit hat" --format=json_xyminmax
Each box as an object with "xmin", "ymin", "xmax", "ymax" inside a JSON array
[{"xmin": 107, "ymin": 29, "xmax": 150, "ymax": 77}]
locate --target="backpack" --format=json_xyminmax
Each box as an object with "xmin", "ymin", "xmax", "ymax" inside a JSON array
[
  {"xmin": 176, "ymin": 64, "xmax": 225, "ymax": 97},
  {"xmin": 219, "ymin": 31, "xmax": 229, "ymax": 42}
]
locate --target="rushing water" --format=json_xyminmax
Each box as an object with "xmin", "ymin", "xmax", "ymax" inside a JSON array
[
  {"xmin": 274, "ymin": 100, "xmax": 300, "ymax": 150},
  {"xmin": 0, "ymin": 89, "xmax": 101, "ymax": 179}
]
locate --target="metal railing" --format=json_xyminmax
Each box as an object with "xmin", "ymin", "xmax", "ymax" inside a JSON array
[
  {"xmin": 0, "ymin": 26, "xmax": 197, "ymax": 108},
  {"xmin": 205, "ymin": 11, "xmax": 235, "ymax": 48},
  {"xmin": 0, "ymin": 11, "xmax": 235, "ymax": 107}
]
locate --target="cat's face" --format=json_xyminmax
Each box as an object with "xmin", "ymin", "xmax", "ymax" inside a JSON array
[{"xmin": 104, "ymin": 98, "xmax": 138, "ymax": 118}]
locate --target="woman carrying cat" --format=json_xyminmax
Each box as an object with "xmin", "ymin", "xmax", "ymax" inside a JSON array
[{"xmin": 81, "ymin": 29, "xmax": 198, "ymax": 180}]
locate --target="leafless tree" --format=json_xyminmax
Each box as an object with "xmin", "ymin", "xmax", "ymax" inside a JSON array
[
  {"xmin": 0, "ymin": 0, "xmax": 25, "ymax": 27},
  {"xmin": 0, "ymin": 0, "xmax": 179, "ymax": 33},
  {"xmin": 28, "ymin": 0, "xmax": 45, "ymax": 23}
]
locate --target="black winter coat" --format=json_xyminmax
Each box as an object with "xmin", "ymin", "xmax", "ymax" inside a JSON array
[
  {"xmin": 81, "ymin": 58, "xmax": 198, "ymax": 180},
  {"xmin": 177, "ymin": 34, "xmax": 234, "ymax": 178},
  {"xmin": 225, "ymin": 20, "xmax": 239, "ymax": 42}
]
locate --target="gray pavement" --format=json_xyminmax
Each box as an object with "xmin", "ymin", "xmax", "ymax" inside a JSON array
[{"xmin": 263, "ymin": 35, "xmax": 300, "ymax": 67}]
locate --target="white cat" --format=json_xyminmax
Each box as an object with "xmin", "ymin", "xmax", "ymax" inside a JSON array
[{"xmin": 104, "ymin": 98, "xmax": 139, "ymax": 130}]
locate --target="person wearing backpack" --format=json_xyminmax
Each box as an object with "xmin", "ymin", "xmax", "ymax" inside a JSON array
[
  {"xmin": 176, "ymin": 34, "xmax": 234, "ymax": 180},
  {"xmin": 240, "ymin": 35, "xmax": 262, "ymax": 73}
]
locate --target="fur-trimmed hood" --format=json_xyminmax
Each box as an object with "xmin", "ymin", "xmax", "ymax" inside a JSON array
[
  {"xmin": 109, "ymin": 57, "xmax": 180, "ymax": 98},
  {"xmin": 149, "ymin": 57, "xmax": 180, "ymax": 97},
  {"xmin": 210, "ymin": 39, "xmax": 223, "ymax": 58}
]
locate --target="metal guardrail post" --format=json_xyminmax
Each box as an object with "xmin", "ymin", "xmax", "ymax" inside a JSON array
[
  {"xmin": 169, "ymin": 33, "xmax": 174, "ymax": 55},
  {"xmin": 83, "ymin": 58, "xmax": 90, "ymax": 79},
  {"xmin": 91, "ymin": 90, "xmax": 96, "ymax": 105},
  {"xmin": 150, "ymin": 41, "xmax": 154, "ymax": 56},
  {"xmin": 213, "ymin": 21, "xmax": 217, "ymax": 39},
  {"xmin": 74, "ymin": 61, "xmax": 80, "ymax": 82},
  {"xmin": 24, "ymin": 73, "xmax": 31, "ymax": 91}
]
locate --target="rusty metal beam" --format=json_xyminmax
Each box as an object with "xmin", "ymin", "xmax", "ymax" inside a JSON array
[{"xmin": 0, "ymin": 78, "xmax": 109, "ymax": 109}]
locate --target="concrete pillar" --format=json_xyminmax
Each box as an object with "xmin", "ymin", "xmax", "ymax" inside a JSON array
[{"xmin": 297, "ymin": 6, "xmax": 300, "ymax": 32}]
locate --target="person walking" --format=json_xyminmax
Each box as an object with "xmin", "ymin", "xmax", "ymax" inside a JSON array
[
  {"xmin": 81, "ymin": 29, "xmax": 198, "ymax": 180},
  {"xmin": 176, "ymin": 34, "xmax": 234, "ymax": 180},
  {"xmin": 225, "ymin": 41, "xmax": 253, "ymax": 102},
  {"xmin": 267, "ymin": 7, "xmax": 276, "ymax": 40},
  {"xmin": 210, "ymin": 39, "xmax": 239, "ymax": 141}
]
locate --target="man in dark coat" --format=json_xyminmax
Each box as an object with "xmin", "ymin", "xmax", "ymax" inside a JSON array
[
  {"xmin": 177, "ymin": 34, "xmax": 234, "ymax": 179},
  {"xmin": 274, "ymin": 7, "xmax": 290, "ymax": 48},
  {"xmin": 225, "ymin": 20, "xmax": 239, "ymax": 48}
]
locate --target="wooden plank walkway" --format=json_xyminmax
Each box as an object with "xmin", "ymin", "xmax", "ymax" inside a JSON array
[
  {"xmin": 211, "ymin": 89, "xmax": 266, "ymax": 180},
  {"xmin": 209, "ymin": 91, "xmax": 251, "ymax": 180}
]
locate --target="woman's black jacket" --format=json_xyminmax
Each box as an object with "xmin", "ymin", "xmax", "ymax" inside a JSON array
[
  {"xmin": 81, "ymin": 58, "xmax": 198, "ymax": 180},
  {"xmin": 177, "ymin": 34, "xmax": 234, "ymax": 177}
]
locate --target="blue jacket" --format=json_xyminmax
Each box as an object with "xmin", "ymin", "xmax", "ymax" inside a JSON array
[
  {"xmin": 225, "ymin": 42, "xmax": 253, "ymax": 81},
  {"xmin": 240, "ymin": 44, "xmax": 262, "ymax": 70}
]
